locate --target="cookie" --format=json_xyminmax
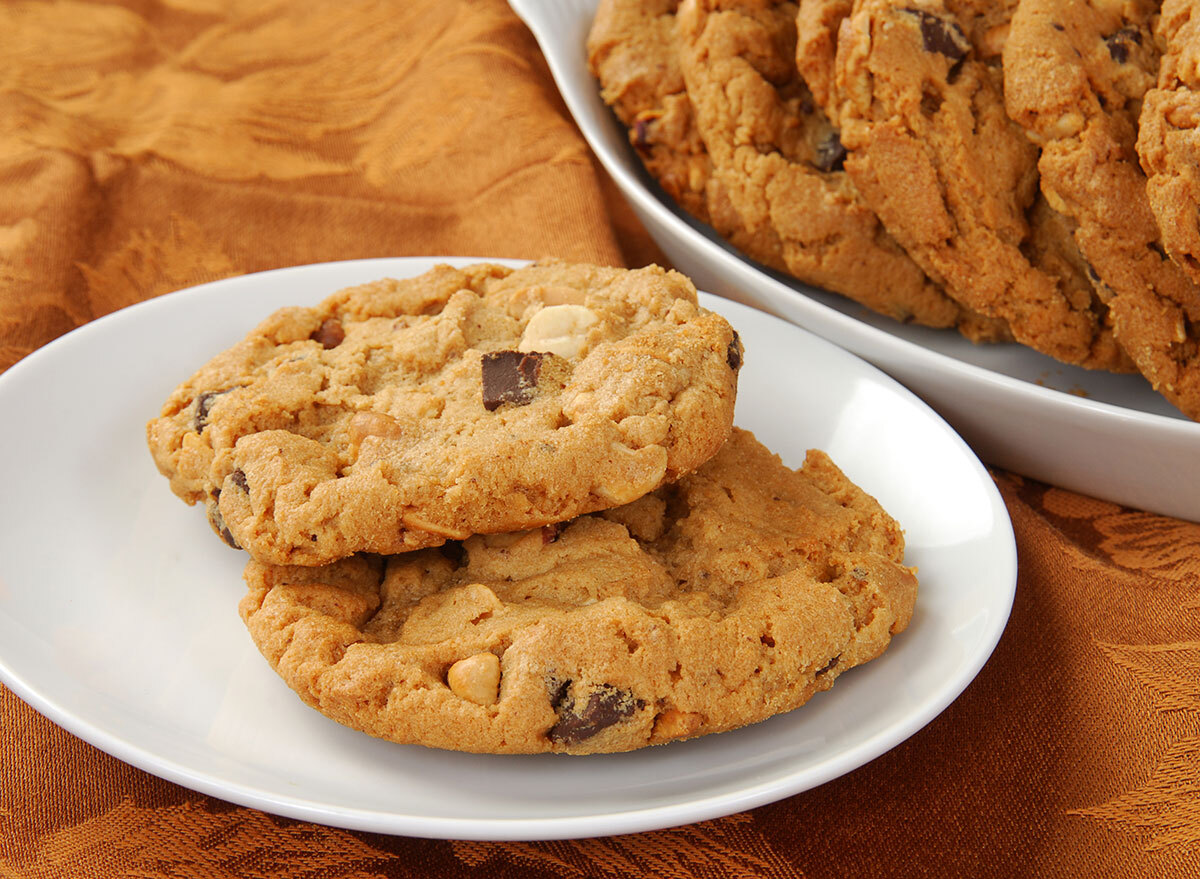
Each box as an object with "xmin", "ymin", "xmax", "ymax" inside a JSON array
[
  {"xmin": 675, "ymin": 0, "xmax": 1007, "ymax": 338},
  {"xmin": 834, "ymin": 0, "xmax": 1129, "ymax": 369},
  {"xmin": 587, "ymin": 0, "xmax": 718, "ymax": 224},
  {"xmin": 796, "ymin": 0, "xmax": 853, "ymax": 118},
  {"xmin": 1005, "ymin": 0, "xmax": 1200, "ymax": 413},
  {"xmin": 1139, "ymin": 0, "xmax": 1200, "ymax": 285},
  {"xmin": 147, "ymin": 261, "xmax": 742, "ymax": 566},
  {"xmin": 239, "ymin": 428, "xmax": 918, "ymax": 755}
]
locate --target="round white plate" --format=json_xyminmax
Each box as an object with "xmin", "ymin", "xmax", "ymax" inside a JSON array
[
  {"xmin": 0, "ymin": 257, "xmax": 1015, "ymax": 840},
  {"xmin": 509, "ymin": 0, "xmax": 1200, "ymax": 524}
]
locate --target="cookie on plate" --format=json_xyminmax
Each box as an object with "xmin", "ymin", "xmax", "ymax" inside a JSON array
[
  {"xmin": 675, "ymin": 0, "xmax": 1007, "ymax": 338},
  {"xmin": 1005, "ymin": 0, "xmax": 1199, "ymax": 411},
  {"xmin": 239, "ymin": 429, "xmax": 918, "ymax": 755},
  {"xmin": 147, "ymin": 261, "xmax": 742, "ymax": 566},
  {"xmin": 834, "ymin": 0, "xmax": 1128, "ymax": 370}
]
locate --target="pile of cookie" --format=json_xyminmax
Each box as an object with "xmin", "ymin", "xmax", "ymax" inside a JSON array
[
  {"xmin": 146, "ymin": 260, "xmax": 916, "ymax": 754},
  {"xmin": 588, "ymin": 0, "xmax": 1200, "ymax": 420}
]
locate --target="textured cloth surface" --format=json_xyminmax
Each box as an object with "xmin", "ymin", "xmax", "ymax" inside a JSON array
[{"xmin": 1, "ymin": 2, "xmax": 1199, "ymax": 876}]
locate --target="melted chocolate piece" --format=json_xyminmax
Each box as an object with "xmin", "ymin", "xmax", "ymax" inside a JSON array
[
  {"xmin": 815, "ymin": 654, "xmax": 841, "ymax": 677},
  {"xmin": 546, "ymin": 681, "xmax": 642, "ymax": 744},
  {"xmin": 726, "ymin": 331, "xmax": 743, "ymax": 370},
  {"xmin": 814, "ymin": 131, "xmax": 847, "ymax": 173},
  {"xmin": 481, "ymin": 350, "xmax": 544, "ymax": 411},
  {"xmin": 192, "ymin": 388, "xmax": 234, "ymax": 432},
  {"xmin": 230, "ymin": 469, "xmax": 249, "ymax": 492},
  {"xmin": 1105, "ymin": 27, "xmax": 1142, "ymax": 65},
  {"xmin": 206, "ymin": 494, "xmax": 240, "ymax": 549},
  {"xmin": 905, "ymin": 9, "xmax": 970, "ymax": 60},
  {"xmin": 311, "ymin": 318, "xmax": 345, "ymax": 349}
]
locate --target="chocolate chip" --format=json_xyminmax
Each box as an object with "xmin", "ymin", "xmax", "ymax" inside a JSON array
[
  {"xmin": 815, "ymin": 654, "xmax": 841, "ymax": 677},
  {"xmin": 1106, "ymin": 27, "xmax": 1142, "ymax": 64},
  {"xmin": 904, "ymin": 9, "xmax": 970, "ymax": 60},
  {"xmin": 481, "ymin": 350, "xmax": 544, "ymax": 411},
  {"xmin": 541, "ymin": 523, "xmax": 563, "ymax": 544},
  {"xmin": 206, "ymin": 497, "xmax": 240, "ymax": 549},
  {"xmin": 632, "ymin": 113, "xmax": 657, "ymax": 149},
  {"xmin": 726, "ymin": 331, "xmax": 743, "ymax": 370},
  {"xmin": 230, "ymin": 469, "xmax": 249, "ymax": 492},
  {"xmin": 814, "ymin": 131, "xmax": 847, "ymax": 173},
  {"xmin": 311, "ymin": 318, "xmax": 345, "ymax": 349},
  {"xmin": 192, "ymin": 388, "xmax": 234, "ymax": 431},
  {"xmin": 546, "ymin": 681, "xmax": 642, "ymax": 744}
]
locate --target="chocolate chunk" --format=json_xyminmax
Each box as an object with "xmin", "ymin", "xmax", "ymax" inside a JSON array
[
  {"xmin": 481, "ymin": 350, "xmax": 544, "ymax": 411},
  {"xmin": 632, "ymin": 112, "xmax": 660, "ymax": 150},
  {"xmin": 206, "ymin": 496, "xmax": 240, "ymax": 549},
  {"xmin": 192, "ymin": 388, "xmax": 234, "ymax": 431},
  {"xmin": 726, "ymin": 331, "xmax": 743, "ymax": 370},
  {"xmin": 230, "ymin": 469, "xmax": 249, "ymax": 492},
  {"xmin": 815, "ymin": 654, "xmax": 841, "ymax": 677},
  {"xmin": 541, "ymin": 523, "xmax": 563, "ymax": 544},
  {"xmin": 311, "ymin": 318, "xmax": 345, "ymax": 349},
  {"xmin": 546, "ymin": 681, "xmax": 642, "ymax": 744},
  {"xmin": 905, "ymin": 9, "xmax": 970, "ymax": 60},
  {"xmin": 1105, "ymin": 27, "xmax": 1142, "ymax": 64},
  {"xmin": 814, "ymin": 131, "xmax": 847, "ymax": 173}
]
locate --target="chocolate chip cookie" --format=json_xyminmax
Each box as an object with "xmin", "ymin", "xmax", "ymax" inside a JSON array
[
  {"xmin": 1005, "ymin": 0, "xmax": 1200, "ymax": 411},
  {"xmin": 834, "ymin": 0, "xmax": 1128, "ymax": 369},
  {"xmin": 676, "ymin": 0, "xmax": 1006, "ymax": 337},
  {"xmin": 147, "ymin": 261, "xmax": 742, "ymax": 566},
  {"xmin": 587, "ymin": 0, "xmax": 719, "ymax": 224},
  {"xmin": 1139, "ymin": 0, "xmax": 1200, "ymax": 286},
  {"xmin": 239, "ymin": 428, "xmax": 918, "ymax": 755}
]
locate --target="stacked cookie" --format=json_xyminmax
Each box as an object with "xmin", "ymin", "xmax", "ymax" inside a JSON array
[
  {"xmin": 146, "ymin": 260, "xmax": 917, "ymax": 754},
  {"xmin": 589, "ymin": 0, "xmax": 1200, "ymax": 420}
]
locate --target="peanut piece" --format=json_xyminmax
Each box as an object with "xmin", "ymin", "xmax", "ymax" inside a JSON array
[
  {"xmin": 652, "ymin": 708, "xmax": 704, "ymax": 742},
  {"xmin": 447, "ymin": 653, "xmax": 501, "ymax": 705},
  {"xmin": 518, "ymin": 304, "xmax": 599, "ymax": 359}
]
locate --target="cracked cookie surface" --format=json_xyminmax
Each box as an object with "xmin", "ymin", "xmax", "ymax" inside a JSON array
[
  {"xmin": 238, "ymin": 429, "xmax": 918, "ymax": 755},
  {"xmin": 1005, "ymin": 0, "xmax": 1200, "ymax": 412},
  {"xmin": 676, "ymin": 0, "xmax": 1005, "ymax": 337},
  {"xmin": 834, "ymin": 0, "xmax": 1126, "ymax": 368},
  {"xmin": 147, "ymin": 261, "xmax": 741, "ymax": 565}
]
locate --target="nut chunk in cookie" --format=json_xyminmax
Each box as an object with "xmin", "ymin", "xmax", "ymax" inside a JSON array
[
  {"xmin": 239, "ymin": 429, "xmax": 918, "ymax": 755},
  {"xmin": 146, "ymin": 261, "xmax": 742, "ymax": 565}
]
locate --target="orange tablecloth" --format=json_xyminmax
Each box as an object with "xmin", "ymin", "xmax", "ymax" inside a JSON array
[{"xmin": 2, "ymin": 2, "xmax": 1198, "ymax": 876}]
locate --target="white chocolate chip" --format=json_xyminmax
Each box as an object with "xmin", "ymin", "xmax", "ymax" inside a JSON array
[
  {"xmin": 447, "ymin": 652, "xmax": 501, "ymax": 705},
  {"xmin": 518, "ymin": 304, "xmax": 599, "ymax": 359}
]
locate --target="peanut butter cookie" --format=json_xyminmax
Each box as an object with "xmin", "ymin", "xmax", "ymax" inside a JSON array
[
  {"xmin": 239, "ymin": 429, "xmax": 917, "ymax": 755},
  {"xmin": 1005, "ymin": 0, "xmax": 1200, "ymax": 412},
  {"xmin": 834, "ymin": 0, "xmax": 1128, "ymax": 369},
  {"xmin": 676, "ymin": 0, "xmax": 1005, "ymax": 337},
  {"xmin": 147, "ymin": 261, "xmax": 742, "ymax": 565}
]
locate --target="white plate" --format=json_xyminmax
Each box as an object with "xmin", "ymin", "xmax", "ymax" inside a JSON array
[
  {"xmin": 0, "ymin": 257, "xmax": 1014, "ymax": 840},
  {"xmin": 510, "ymin": 0, "xmax": 1200, "ymax": 523}
]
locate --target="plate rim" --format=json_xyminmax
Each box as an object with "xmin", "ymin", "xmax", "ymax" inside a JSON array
[{"xmin": 0, "ymin": 256, "xmax": 1016, "ymax": 840}]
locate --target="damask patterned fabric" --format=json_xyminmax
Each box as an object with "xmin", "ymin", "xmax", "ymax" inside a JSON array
[{"xmin": 1, "ymin": 2, "xmax": 1198, "ymax": 876}]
